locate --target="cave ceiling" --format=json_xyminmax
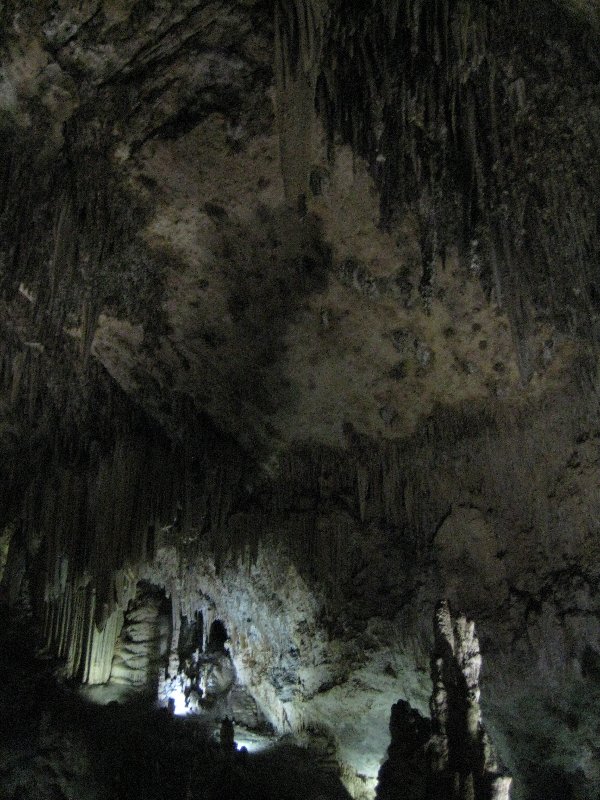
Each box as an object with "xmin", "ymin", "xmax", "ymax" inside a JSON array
[
  {"xmin": 2, "ymin": 3, "xmax": 600, "ymax": 798},
  {"xmin": 0, "ymin": 0, "xmax": 599, "ymax": 461}
]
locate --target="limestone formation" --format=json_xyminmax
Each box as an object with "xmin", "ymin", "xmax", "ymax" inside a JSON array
[
  {"xmin": 1, "ymin": 1, "xmax": 600, "ymax": 799},
  {"xmin": 109, "ymin": 582, "xmax": 170, "ymax": 691},
  {"xmin": 427, "ymin": 601, "xmax": 511, "ymax": 800}
]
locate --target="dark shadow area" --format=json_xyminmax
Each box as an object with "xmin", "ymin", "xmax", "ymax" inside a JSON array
[
  {"xmin": 212, "ymin": 205, "xmax": 332, "ymax": 452},
  {"xmin": 376, "ymin": 700, "xmax": 430, "ymax": 800},
  {"xmin": 524, "ymin": 764, "xmax": 578, "ymax": 800},
  {"xmin": 208, "ymin": 619, "xmax": 229, "ymax": 653}
]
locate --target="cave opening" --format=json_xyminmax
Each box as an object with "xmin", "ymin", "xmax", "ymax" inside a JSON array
[{"xmin": 207, "ymin": 619, "xmax": 229, "ymax": 653}]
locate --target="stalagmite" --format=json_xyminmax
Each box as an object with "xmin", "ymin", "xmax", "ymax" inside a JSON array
[
  {"xmin": 109, "ymin": 585, "xmax": 169, "ymax": 690},
  {"xmin": 426, "ymin": 600, "xmax": 511, "ymax": 800}
]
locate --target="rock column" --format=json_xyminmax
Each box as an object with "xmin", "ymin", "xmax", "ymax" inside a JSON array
[{"xmin": 427, "ymin": 600, "xmax": 511, "ymax": 800}]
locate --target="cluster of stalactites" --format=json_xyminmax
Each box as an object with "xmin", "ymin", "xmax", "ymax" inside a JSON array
[
  {"xmin": 427, "ymin": 600, "xmax": 511, "ymax": 800},
  {"xmin": 275, "ymin": 0, "xmax": 328, "ymax": 89},
  {"xmin": 7, "ymin": 386, "xmax": 595, "ymax": 685},
  {"xmin": 274, "ymin": 0, "xmax": 330, "ymax": 204},
  {"xmin": 0, "ymin": 123, "xmax": 173, "ymax": 489},
  {"xmin": 41, "ymin": 579, "xmax": 125, "ymax": 684},
  {"xmin": 5, "ymin": 422, "xmax": 246, "ymax": 683},
  {"xmin": 0, "ymin": 128, "xmax": 141, "ymax": 362},
  {"xmin": 312, "ymin": 0, "xmax": 600, "ymax": 373}
]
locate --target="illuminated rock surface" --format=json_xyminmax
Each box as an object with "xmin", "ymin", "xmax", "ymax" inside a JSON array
[{"xmin": 1, "ymin": 1, "xmax": 600, "ymax": 798}]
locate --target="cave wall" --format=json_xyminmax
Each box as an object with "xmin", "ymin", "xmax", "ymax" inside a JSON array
[
  {"xmin": 3, "ymin": 370, "xmax": 600, "ymax": 797},
  {"xmin": 1, "ymin": 1, "xmax": 600, "ymax": 799}
]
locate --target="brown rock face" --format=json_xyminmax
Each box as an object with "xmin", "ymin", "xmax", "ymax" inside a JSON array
[{"xmin": 1, "ymin": 2, "xmax": 600, "ymax": 799}]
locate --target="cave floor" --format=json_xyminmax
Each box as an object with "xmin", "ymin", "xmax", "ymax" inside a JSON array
[{"xmin": 0, "ymin": 603, "xmax": 352, "ymax": 800}]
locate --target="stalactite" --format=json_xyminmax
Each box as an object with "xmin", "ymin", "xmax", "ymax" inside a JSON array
[
  {"xmin": 274, "ymin": 0, "xmax": 329, "ymax": 204},
  {"xmin": 356, "ymin": 465, "xmax": 369, "ymax": 523},
  {"xmin": 317, "ymin": 0, "xmax": 600, "ymax": 357},
  {"xmin": 5, "ymin": 365, "xmax": 595, "ymax": 686}
]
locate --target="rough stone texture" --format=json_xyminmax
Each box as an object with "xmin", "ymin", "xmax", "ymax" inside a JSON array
[
  {"xmin": 427, "ymin": 601, "xmax": 511, "ymax": 799},
  {"xmin": 109, "ymin": 582, "xmax": 170, "ymax": 690},
  {"xmin": 1, "ymin": 0, "xmax": 598, "ymax": 456},
  {"xmin": 1, "ymin": 1, "xmax": 600, "ymax": 799}
]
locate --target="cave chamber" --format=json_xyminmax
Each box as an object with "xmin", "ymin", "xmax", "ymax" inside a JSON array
[{"xmin": 2, "ymin": 0, "xmax": 600, "ymax": 799}]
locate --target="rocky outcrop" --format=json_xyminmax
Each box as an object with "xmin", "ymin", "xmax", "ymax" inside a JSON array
[
  {"xmin": 427, "ymin": 601, "xmax": 511, "ymax": 800},
  {"xmin": 376, "ymin": 602, "xmax": 511, "ymax": 800}
]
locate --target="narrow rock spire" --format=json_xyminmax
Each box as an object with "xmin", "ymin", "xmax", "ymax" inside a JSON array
[{"xmin": 427, "ymin": 599, "xmax": 511, "ymax": 800}]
